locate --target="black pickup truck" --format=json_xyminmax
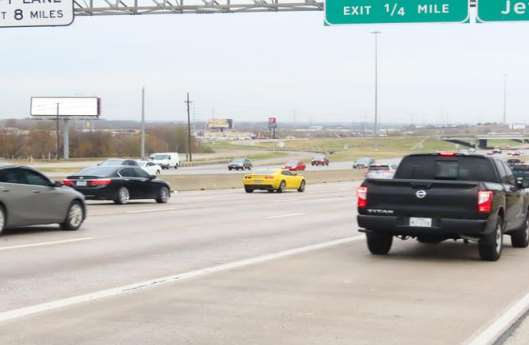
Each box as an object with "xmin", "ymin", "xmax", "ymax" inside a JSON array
[{"xmin": 357, "ymin": 152, "xmax": 529, "ymax": 261}]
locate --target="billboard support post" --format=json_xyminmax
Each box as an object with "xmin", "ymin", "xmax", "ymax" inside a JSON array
[{"xmin": 63, "ymin": 118, "xmax": 71, "ymax": 160}]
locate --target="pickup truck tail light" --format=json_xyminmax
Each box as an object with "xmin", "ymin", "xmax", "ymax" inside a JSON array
[
  {"xmin": 357, "ymin": 186, "xmax": 368, "ymax": 208},
  {"xmin": 478, "ymin": 191, "xmax": 493, "ymax": 214}
]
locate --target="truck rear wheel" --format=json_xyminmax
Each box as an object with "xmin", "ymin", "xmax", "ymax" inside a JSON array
[
  {"xmin": 511, "ymin": 213, "xmax": 529, "ymax": 248},
  {"xmin": 366, "ymin": 232, "xmax": 393, "ymax": 255},
  {"xmin": 478, "ymin": 218, "xmax": 503, "ymax": 261}
]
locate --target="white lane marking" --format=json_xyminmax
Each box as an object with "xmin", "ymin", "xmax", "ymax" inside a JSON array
[
  {"xmin": 125, "ymin": 208, "xmax": 179, "ymax": 214},
  {"xmin": 0, "ymin": 236, "xmax": 363, "ymax": 323},
  {"xmin": 464, "ymin": 291, "xmax": 529, "ymax": 345},
  {"xmin": 0, "ymin": 237, "xmax": 93, "ymax": 252},
  {"xmin": 266, "ymin": 213, "xmax": 305, "ymax": 219}
]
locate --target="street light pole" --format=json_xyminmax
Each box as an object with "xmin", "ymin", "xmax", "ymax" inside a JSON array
[
  {"xmin": 141, "ymin": 87, "xmax": 146, "ymax": 159},
  {"xmin": 185, "ymin": 92, "xmax": 193, "ymax": 162},
  {"xmin": 56, "ymin": 103, "xmax": 60, "ymax": 160},
  {"xmin": 371, "ymin": 31, "xmax": 381, "ymax": 136}
]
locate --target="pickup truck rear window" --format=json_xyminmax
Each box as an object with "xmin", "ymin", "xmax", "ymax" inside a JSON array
[{"xmin": 394, "ymin": 156, "xmax": 498, "ymax": 182}]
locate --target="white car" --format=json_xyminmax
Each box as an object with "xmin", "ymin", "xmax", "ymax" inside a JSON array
[
  {"xmin": 137, "ymin": 160, "xmax": 162, "ymax": 175},
  {"xmin": 149, "ymin": 152, "xmax": 180, "ymax": 169},
  {"xmin": 365, "ymin": 164, "xmax": 396, "ymax": 179}
]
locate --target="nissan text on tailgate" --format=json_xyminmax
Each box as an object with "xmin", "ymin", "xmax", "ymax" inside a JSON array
[{"xmin": 357, "ymin": 152, "xmax": 529, "ymax": 261}]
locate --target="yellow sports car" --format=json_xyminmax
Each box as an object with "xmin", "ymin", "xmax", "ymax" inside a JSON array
[{"xmin": 242, "ymin": 169, "xmax": 306, "ymax": 193}]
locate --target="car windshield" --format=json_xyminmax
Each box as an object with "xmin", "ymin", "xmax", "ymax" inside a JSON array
[
  {"xmin": 152, "ymin": 155, "xmax": 170, "ymax": 160},
  {"xmin": 76, "ymin": 167, "xmax": 117, "ymax": 177},
  {"xmin": 100, "ymin": 159, "xmax": 124, "ymax": 166},
  {"xmin": 286, "ymin": 161, "xmax": 298, "ymax": 166},
  {"xmin": 231, "ymin": 159, "xmax": 245, "ymax": 164},
  {"xmin": 357, "ymin": 158, "xmax": 371, "ymax": 163},
  {"xmin": 253, "ymin": 169, "xmax": 277, "ymax": 175}
]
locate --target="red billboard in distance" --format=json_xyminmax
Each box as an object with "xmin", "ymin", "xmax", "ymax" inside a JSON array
[{"xmin": 268, "ymin": 117, "xmax": 277, "ymax": 129}]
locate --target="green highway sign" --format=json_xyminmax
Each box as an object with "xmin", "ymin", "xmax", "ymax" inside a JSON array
[
  {"xmin": 478, "ymin": 0, "xmax": 529, "ymax": 22},
  {"xmin": 325, "ymin": 0, "xmax": 470, "ymax": 25}
]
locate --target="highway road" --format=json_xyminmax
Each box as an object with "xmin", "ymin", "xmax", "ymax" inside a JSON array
[{"xmin": 1, "ymin": 182, "xmax": 529, "ymax": 344}]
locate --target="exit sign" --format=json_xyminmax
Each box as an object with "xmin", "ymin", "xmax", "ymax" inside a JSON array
[
  {"xmin": 325, "ymin": 0, "xmax": 470, "ymax": 25},
  {"xmin": 478, "ymin": 0, "xmax": 529, "ymax": 22}
]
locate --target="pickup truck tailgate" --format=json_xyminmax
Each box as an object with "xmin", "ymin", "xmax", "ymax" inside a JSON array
[{"xmin": 365, "ymin": 179, "xmax": 481, "ymax": 219}]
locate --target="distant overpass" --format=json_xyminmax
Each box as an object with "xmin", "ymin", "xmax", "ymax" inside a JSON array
[{"xmin": 441, "ymin": 134, "xmax": 529, "ymax": 149}]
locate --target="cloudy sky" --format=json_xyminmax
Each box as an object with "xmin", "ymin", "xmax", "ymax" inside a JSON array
[{"xmin": 1, "ymin": 6, "xmax": 528, "ymax": 124}]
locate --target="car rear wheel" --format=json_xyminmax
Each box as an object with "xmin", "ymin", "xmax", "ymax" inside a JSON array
[
  {"xmin": 479, "ymin": 218, "xmax": 504, "ymax": 261},
  {"xmin": 0, "ymin": 205, "xmax": 5, "ymax": 235},
  {"xmin": 277, "ymin": 181, "xmax": 286, "ymax": 193},
  {"xmin": 511, "ymin": 213, "xmax": 529, "ymax": 248},
  {"xmin": 156, "ymin": 186, "xmax": 170, "ymax": 204},
  {"xmin": 60, "ymin": 201, "xmax": 84, "ymax": 231},
  {"xmin": 245, "ymin": 187, "xmax": 254, "ymax": 193},
  {"xmin": 115, "ymin": 187, "xmax": 130, "ymax": 205},
  {"xmin": 297, "ymin": 180, "xmax": 306, "ymax": 193},
  {"xmin": 366, "ymin": 232, "xmax": 393, "ymax": 255}
]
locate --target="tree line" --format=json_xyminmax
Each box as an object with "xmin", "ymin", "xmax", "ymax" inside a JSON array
[{"xmin": 0, "ymin": 125, "xmax": 212, "ymax": 160}]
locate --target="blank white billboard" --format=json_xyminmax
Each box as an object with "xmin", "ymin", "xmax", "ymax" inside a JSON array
[{"xmin": 31, "ymin": 97, "xmax": 101, "ymax": 117}]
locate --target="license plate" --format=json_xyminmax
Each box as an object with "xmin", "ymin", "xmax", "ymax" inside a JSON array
[
  {"xmin": 409, "ymin": 217, "xmax": 432, "ymax": 228},
  {"xmin": 254, "ymin": 180, "xmax": 263, "ymax": 184},
  {"xmin": 76, "ymin": 181, "xmax": 87, "ymax": 187}
]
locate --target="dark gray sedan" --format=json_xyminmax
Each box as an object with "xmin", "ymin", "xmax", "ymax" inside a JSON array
[{"xmin": 0, "ymin": 165, "xmax": 86, "ymax": 234}]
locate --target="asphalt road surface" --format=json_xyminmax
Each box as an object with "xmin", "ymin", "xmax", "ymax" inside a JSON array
[{"xmin": 2, "ymin": 182, "xmax": 529, "ymax": 344}]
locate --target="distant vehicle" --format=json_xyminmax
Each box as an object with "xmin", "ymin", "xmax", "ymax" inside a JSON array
[
  {"xmin": 513, "ymin": 165, "xmax": 529, "ymax": 189},
  {"xmin": 283, "ymin": 160, "xmax": 306, "ymax": 171},
  {"xmin": 0, "ymin": 165, "xmax": 86, "ymax": 234},
  {"xmin": 99, "ymin": 159, "xmax": 139, "ymax": 167},
  {"xmin": 492, "ymin": 148, "xmax": 502, "ymax": 154},
  {"xmin": 357, "ymin": 152, "xmax": 529, "ymax": 261},
  {"xmin": 64, "ymin": 166, "xmax": 171, "ymax": 205},
  {"xmin": 137, "ymin": 160, "xmax": 162, "ymax": 175},
  {"xmin": 228, "ymin": 158, "xmax": 252, "ymax": 171},
  {"xmin": 353, "ymin": 157, "xmax": 374, "ymax": 169},
  {"xmin": 149, "ymin": 153, "xmax": 180, "ymax": 170},
  {"xmin": 512, "ymin": 151, "xmax": 522, "ymax": 156},
  {"xmin": 507, "ymin": 158, "xmax": 523, "ymax": 167},
  {"xmin": 243, "ymin": 169, "xmax": 305, "ymax": 193},
  {"xmin": 365, "ymin": 164, "xmax": 396, "ymax": 179},
  {"xmin": 311, "ymin": 155, "xmax": 329, "ymax": 166}
]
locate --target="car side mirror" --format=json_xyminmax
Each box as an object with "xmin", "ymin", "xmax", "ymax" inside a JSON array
[
  {"xmin": 53, "ymin": 181, "xmax": 63, "ymax": 187},
  {"xmin": 148, "ymin": 175, "xmax": 156, "ymax": 180}
]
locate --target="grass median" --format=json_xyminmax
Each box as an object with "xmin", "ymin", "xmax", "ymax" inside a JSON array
[{"xmin": 164, "ymin": 169, "xmax": 365, "ymax": 191}]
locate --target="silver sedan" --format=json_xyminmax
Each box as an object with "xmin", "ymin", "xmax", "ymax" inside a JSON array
[{"xmin": 0, "ymin": 165, "xmax": 86, "ymax": 234}]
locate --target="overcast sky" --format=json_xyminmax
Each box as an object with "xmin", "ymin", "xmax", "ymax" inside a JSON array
[{"xmin": 1, "ymin": 8, "xmax": 528, "ymax": 124}]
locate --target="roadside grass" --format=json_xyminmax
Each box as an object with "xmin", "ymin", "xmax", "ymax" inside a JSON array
[{"xmin": 247, "ymin": 136, "xmax": 458, "ymax": 162}]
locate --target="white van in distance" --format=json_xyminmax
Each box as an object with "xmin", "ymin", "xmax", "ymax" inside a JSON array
[{"xmin": 149, "ymin": 152, "xmax": 180, "ymax": 169}]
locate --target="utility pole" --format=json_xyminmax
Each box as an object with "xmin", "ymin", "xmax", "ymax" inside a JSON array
[
  {"xmin": 371, "ymin": 31, "xmax": 381, "ymax": 136},
  {"xmin": 56, "ymin": 103, "xmax": 60, "ymax": 160},
  {"xmin": 141, "ymin": 87, "xmax": 146, "ymax": 159},
  {"xmin": 185, "ymin": 92, "xmax": 193, "ymax": 162},
  {"xmin": 503, "ymin": 74, "xmax": 507, "ymax": 125}
]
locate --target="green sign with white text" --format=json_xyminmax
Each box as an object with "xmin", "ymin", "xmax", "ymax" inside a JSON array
[
  {"xmin": 325, "ymin": 0, "xmax": 469, "ymax": 25},
  {"xmin": 478, "ymin": 0, "xmax": 529, "ymax": 22}
]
